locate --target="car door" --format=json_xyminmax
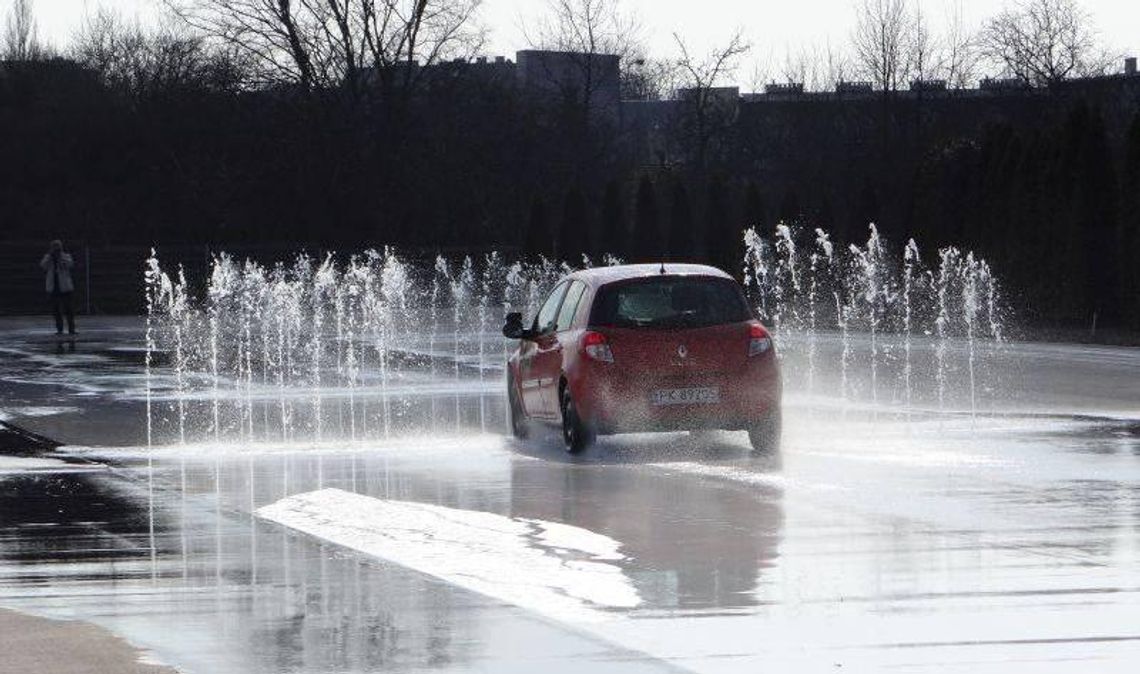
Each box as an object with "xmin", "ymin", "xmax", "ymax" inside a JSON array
[
  {"xmin": 540, "ymin": 281, "xmax": 588, "ymax": 414},
  {"xmin": 520, "ymin": 282, "xmax": 568, "ymax": 418}
]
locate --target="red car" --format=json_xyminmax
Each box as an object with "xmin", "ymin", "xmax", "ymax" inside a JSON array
[{"xmin": 502, "ymin": 264, "xmax": 782, "ymax": 453}]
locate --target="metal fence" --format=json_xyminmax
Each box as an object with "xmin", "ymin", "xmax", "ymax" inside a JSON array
[
  {"xmin": 4, "ymin": 242, "xmax": 133, "ymax": 315},
  {"xmin": 1, "ymin": 242, "xmax": 260, "ymax": 315},
  {"xmin": 0, "ymin": 241, "xmax": 521, "ymax": 316}
]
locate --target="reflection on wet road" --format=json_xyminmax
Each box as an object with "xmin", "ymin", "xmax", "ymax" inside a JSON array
[{"xmin": 1, "ymin": 318, "xmax": 1139, "ymax": 672}]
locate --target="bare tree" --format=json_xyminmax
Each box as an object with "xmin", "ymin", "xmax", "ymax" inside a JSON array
[
  {"xmin": 72, "ymin": 10, "xmax": 147, "ymax": 89},
  {"xmin": 780, "ymin": 46, "xmax": 817, "ymax": 89},
  {"xmin": 979, "ymin": 0, "xmax": 1114, "ymax": 86},
  {"xmin": 907, "ymin": 2, "xmax": 945, "ymax": 84},
  {"xmin": 526, "ymin": 0, "xmax": 642, "ymax": 60},
  {"xmin": 621, "ymin": 56, "xmax": 679, "ymax": 101},
  {"xmin": 943, "ymin": 0, "xmax": 979, "ymax": 88},
  {"xmin": 164, "ymin": 0, "xmax": 485, "ymax": 93},
  {"xmin": 525, "ymin": 0, "xmax": 644, "ymax": 122},
  {"xmin": 4, "ymin": 0, "xmax": 44, "ymax": 60},
  {"xmin": 745, "ymin": 51, "xmax": 775, "ymax": 95},
  {"xmin": 779, "ymin": 42, "xmax": 851, "ymax": 92},
  {"xmin": 822, "ymin": 40, "xmax": 853, "ymax": 91},
  {"xmin": 674, "ymin": 31, "xmax": 750, "ymax": 98},
  {"xmin": 851, "ymin": 0, "xmax": 912, "ymax": 92},
  {"xmin": 673, "ymin": 30, "xmax": 751, "ymax": 169},
  {"xmin": 73, "ymin": 9, "xmax": 245, "ymax": 99}
]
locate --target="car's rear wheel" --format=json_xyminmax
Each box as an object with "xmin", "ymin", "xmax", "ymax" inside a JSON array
[
  {"xmin": 560, "ymin": 387, "xmax": 594, "ymax": 454},
  {"xmin": 748, "ymin": 409, "xmax": 782, "ymax": 454},
  {"xmin": 507, "ymin": 375, "xmax": 529, "ymax": 439}
]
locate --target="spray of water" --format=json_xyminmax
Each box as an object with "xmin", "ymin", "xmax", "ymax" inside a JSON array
[
  {"xmin": 743, "ymin": 224, "xmax": 1004, "ymax": 415},
  {"xmin": 902, "ymin": 239, "xmax": 921, "ymax": 410},
  {"xmin": 143, "ymin": 231, "xmax": 1002, "ymax": 446}
]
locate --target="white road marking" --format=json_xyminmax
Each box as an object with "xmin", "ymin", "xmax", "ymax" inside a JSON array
[{"xmin": 257, "ymin": 488, "xmax": 641, "ymax": 623}]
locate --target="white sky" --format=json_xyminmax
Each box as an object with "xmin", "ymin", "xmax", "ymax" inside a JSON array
[{"xmin": 15, "ymin": 0, "xmax": 1140, "ymax": 83}]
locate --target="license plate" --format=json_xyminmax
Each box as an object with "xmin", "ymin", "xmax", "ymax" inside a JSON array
[{"xmin": 651, "ymin": 387, "xmax": 720, "ymax": 406}]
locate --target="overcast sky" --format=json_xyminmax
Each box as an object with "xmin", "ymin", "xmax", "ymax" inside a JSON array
[{"xmin": 17, "ymin": 0, "xmax": 1140, "ymax": 82}]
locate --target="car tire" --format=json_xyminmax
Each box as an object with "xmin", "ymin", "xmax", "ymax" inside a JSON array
[
  {"xmin": 560, "ymin": 387, "xmax": 594, "ymax": 454},
  {"xmin": 748, "ymin": 409, "xmax": 782, "ymax": 454},
  {"xmin": 507, "ymin": 375, "xmax": 529, "ymax": 439}
]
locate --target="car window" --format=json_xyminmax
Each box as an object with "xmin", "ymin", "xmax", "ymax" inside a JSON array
[
  {"xmin": 589, "ymin": 277, "xmax": 751, "ymax": 329},
  {"xmin": 555, "ymin": 282, "xmax": 587, "ymax": 332},
  {"xmin": 533, "ymin": 282, "xmax": 569, "ymax": 334}
]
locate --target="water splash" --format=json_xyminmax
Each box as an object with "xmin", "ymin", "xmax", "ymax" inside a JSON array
[
  {"xmin": 847, "ymin": 225, "xmax": 887, "ymax": 406},
  {"xmin": 902, "ymin": 239, "xmax": 920, "ymax": 410},
  {"xmin": 935, "ymin": 247, "xmax": 960, "ymax": 413},
  {"xmin": 773, "ymin": 224, "xmax": 800, "ymax": 333},
  {"xmin": 143, "ymin": 230, "xmax": 1003, "ymax": 446},
  {"xmin": 806, "ymin": 229, "xmax": 833, "ymax": 395},
  {"xmin": 144, "ymin": 251, "xmax": 172, "ymax": 448},
  {"xmin": 741, "ymin": 224, "xmax": 1005, "ymax": 415}
]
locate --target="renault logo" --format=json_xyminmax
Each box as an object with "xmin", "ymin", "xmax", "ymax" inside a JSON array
[{"xmin": 677, "ymin": 344, "xmax": 688, "ymax": 359}]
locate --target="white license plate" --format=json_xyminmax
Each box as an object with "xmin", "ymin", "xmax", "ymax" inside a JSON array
[{"xmin": 651, "ymin": 387, "xmax": 720, "ymax": 406}]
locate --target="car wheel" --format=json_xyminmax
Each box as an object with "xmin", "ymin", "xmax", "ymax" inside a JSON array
[
  {"xmin": 560, "ymin": 387, "xmax": 594, "ymax": 454},
  {"xmin": 748, "ymin": 409, "xmax": 782, "ymax": 454},
  {"xmin": 507, "ymin": 375, "xmax": 529, "ymax": 439}
]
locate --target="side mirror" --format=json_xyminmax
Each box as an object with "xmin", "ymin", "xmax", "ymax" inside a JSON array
[{"xmin": 502, "ymin": 312, "xmax": 528, "ymax": 340}]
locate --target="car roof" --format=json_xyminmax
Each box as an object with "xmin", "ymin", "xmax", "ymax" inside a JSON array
[{"xmin": 563, "ymin": 263, "xmax": 735, "ymax": 287}]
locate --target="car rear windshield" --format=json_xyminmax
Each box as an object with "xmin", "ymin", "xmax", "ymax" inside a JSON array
[{"xmin": 589, "ymin": 276, "xmax": 752, "ymax": 329}]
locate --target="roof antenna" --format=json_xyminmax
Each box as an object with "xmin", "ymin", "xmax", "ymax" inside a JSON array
[{"xmin": 659, "ymin": 261, "xmax": 667, "ymax": 275}]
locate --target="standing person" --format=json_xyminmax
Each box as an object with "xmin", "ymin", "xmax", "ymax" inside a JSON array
[{"xmin": 40, "ymin": 240, "xmax": 76, "ymax": 336}]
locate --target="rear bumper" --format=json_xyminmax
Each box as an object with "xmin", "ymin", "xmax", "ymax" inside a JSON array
[
  {"xmin": 593, "ymin": 410, "xmax": 778, "ymax": 435},
  {"xmin": 572, "ymin": 357, "xmax": 781, "ymax": 435}
]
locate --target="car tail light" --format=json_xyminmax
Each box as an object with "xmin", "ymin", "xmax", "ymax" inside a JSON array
[
  {"xmin": 582, "ymin": 331, "xmax": 614, "ymax": 363},
  {"xmin": 748, "ymin": 322, "xmax": 773, "ymax": 357}
]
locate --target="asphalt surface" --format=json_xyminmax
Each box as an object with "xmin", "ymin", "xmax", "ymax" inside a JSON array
[{"xmin": 1, "ymin": 317, "xmax": 1138, "ymax": 673}]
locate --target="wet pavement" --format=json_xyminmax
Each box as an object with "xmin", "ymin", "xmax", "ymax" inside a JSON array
[{"xmin": 1, "ymin": 317, "xmax": 1139, "ymax": 673}]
